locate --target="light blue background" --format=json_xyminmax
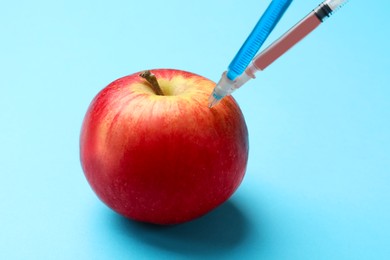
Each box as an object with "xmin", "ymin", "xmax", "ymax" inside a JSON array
[{"xmin": 1, "ymin": 0, "xmax": 389, "ymax": 259}]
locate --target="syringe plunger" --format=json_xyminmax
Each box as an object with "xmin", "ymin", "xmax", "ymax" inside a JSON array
[{"xmin": 324, "ymin": 0, "xmax": 349, "ymax": 11}]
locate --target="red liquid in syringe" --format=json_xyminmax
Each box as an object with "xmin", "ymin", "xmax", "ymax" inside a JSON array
[{"xmin": 252, "ymin": 13, "xmax": 322, "ymax": 71}]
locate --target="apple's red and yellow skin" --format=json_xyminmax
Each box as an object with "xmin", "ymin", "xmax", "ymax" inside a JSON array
[{"xmin": 80, "ymin": 69, "xmax": 249, "ymax": 224}]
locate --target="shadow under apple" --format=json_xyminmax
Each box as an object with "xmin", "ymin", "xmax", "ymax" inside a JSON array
[{"xmin": 110, "ymin": 199, "xmax": 252, "ymax": 256}]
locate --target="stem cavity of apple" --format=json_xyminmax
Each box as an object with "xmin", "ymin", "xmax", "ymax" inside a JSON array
[{"xmin": 139, "ymin": 70, "xmax": 164, "ymax": 96}]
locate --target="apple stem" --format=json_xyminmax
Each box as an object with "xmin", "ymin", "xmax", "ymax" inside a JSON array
[{"xmin": 139, "ymin": 70, "xmax": 164, "ymax": 96}]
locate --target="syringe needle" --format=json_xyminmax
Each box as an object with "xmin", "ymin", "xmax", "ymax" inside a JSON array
[{"xmin": 208, "ymin": 95, "xmax": 220, "ymax": 108}]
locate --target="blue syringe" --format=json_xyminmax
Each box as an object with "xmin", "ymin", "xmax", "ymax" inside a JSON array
[
  {"xmin": 208, "ymin": 0, "xmax": 293, "ymax": 108},
  {"xmin": 208, "ymin": 0, "xmax": 349, "ymax": 107}
]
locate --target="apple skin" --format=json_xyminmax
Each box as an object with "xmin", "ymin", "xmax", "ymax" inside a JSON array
[{"xmin": 80, "ymin": 69, "xmax": 249, "ymax": 225}]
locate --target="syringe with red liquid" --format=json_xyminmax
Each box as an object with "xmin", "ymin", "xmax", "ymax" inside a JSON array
[{"xmin": 210, "ymin": 0, "xmax": 349, "ymax": 106}]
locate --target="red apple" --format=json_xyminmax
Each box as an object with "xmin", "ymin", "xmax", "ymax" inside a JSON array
[{"xmin": 80, "ymin": 69, "xmax": 249, "ymax": 224}]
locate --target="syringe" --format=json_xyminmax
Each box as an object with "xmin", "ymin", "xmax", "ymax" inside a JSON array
[
  {"xmin": 208, "ymin": 0, "xmax": 293, "ymax": 108},
  {"xmin": 208, "ymin": 0, "xmax": 349, "ymax": 108}
]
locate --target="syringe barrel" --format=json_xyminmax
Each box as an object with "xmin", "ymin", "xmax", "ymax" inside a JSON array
[
  {"xmin": 251, "ymin": 12, "xmax": 322, "ymax": 71},
  {"xmin": 226, "ymin": 0, "xmax": 293, "ymax": 80}
]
